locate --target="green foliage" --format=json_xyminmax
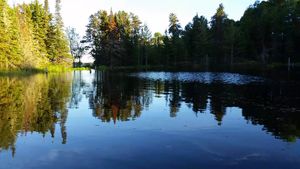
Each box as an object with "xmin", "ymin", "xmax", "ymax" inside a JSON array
[
  {"xmin": 86, "ymin": 10, "xmax": 148, "ymax": 68},
  {"xmin": 184, "ymin": 15, "xmax": 209, "ymax": 64},
  {"xmin": 66, "ymin": 27, "xmax": 86, "ymax": 67},
  {"xmin": 0, "ymin": 0, "xmax": 22, "ymax": 70},
  {"xmin": 210, "ymin": 4, "xmax": 228, "ymax": 62},
  {"xmin": 51, "ymin": 0, "xmax": 72, "ymax": 65},
  {"xmin": 168, "ymin": 13, "xmax": 182, "ymax": 38},
  {"xmin": 1, "ymin": 0, "xmax": 300, "ymax": 71},
  {"xmin": 0, "ymin": 0, "xmax": 72, "ymax": 71},
  {"xmin": 72, "ymin": 67, "xmax": 90, "ymax": 71},
  {"xmin": 96, "ymin": 65, "xmax": 109, "ymax": 71},
  {"xmin": 85, "ymin": 0, "xmax": 300, "ymax": 70},
  {"xmin": 239, "ymin": 0, "xmax": 300, "ymax": 64}
]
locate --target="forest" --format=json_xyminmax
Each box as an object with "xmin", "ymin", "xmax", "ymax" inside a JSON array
[
  {"xmin": 85, "ymin": 0, "xmax": 300, "ymax": 69},
  {"xmin": 0, "ymin": 0, "xmax": 71, "ymax": 71},
  {"xmin": 1, "ymin": 0, "xmax": 300, "ymax": 71}
]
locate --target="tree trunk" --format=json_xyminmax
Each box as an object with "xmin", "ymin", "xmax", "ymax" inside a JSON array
[
  {"xmin": 230, "ymin": 44, "xmax": 234, "ymax": 65},
  {"xmin": 261, "ymin": 41, "xmax": 267, "ymax": 64}
]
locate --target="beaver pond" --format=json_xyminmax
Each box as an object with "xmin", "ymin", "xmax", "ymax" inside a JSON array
[{"xmin": 0, "ymin": 70, "xmax": 300, "ymax": 169}]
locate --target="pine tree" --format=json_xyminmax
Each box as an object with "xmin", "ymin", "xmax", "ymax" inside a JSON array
[
  {"xmin": 140, "ymin": 24, "xmax": 151, "ymax": 66},
  {"xmin": 0, "ymin": 0, "xmax": 22, "ymax": 70},
  {"xmin": 210, "ymin": 4, "xmax": 228, "ymax": 62},
  {"xmin": 0, "ymin": 0, "xmax": 11, "ymax": 69},
  {"xmin": 184, "ymin": 15, "xmax": 209, "ymax": 64},
  {"xmin": 30, "ymin": 0, "xmax": 48, "ymax": 58},
  {"xmin": 130, "ymin": 13, "xmax": 141, "ymax": 65},
  {"xmin": 15, "ymin": 4, "xmax": 37, "ymax": 68},
  {"xmin": 168, "ymin": 13, "xmax": 183, "ymax": 65},
  {"xmin": 50, "ymin": 0, "xmax": 71, "ymax": 65},
  {"xmin": 0, "ymin": 0, "xmax": 73, "ymax": 70}
]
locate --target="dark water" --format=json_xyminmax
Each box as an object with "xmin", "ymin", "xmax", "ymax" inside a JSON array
[{"xmin": 0, "ymin": 71, "xmax": 300, "ymax": 169}]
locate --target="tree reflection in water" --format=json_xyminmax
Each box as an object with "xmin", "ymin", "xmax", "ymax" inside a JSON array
[
  {"xmin": 1, "ymin": 71, "xmax": 300, "ymax": 157},
  {"xmin": 89, "ymin": 71, "xmax": 149, "ymax": 123},
  {"xmin": 87, "ymin": 71, "xmax": 300, "ymax": 142},
  {"xmin": 0, "ymin": 73, "xmax": 72, "ymax": 156}
]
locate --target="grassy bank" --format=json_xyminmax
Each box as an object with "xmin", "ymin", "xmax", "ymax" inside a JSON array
[
  {"xmin": 0, "ymin": 65, "xmax": 91, "ymax": 76},
  {"xmin": 46, "ymin": 65, "xmax": 90, "ymax": 72}
]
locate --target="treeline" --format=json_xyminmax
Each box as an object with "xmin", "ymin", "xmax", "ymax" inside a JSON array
[
  {"xmin": 85, "ymin": 10, "xmax": 151, "ymax": 67},
  {"xmin": 86, "ymin": 0, "xmax": 300, "ymax": 68},
  {"xmin": 0, "ymin": 0, "xmax": 71, "ymax": 71}
]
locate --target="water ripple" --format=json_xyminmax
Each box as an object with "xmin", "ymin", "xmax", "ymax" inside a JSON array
[{"xmin": 130, "ymin": 72, "xmax": 265, "ymax": 85}]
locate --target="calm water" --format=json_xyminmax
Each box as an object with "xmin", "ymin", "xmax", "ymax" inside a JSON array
[{"xmin": 0, "ymin": 71, "xmax": 300, "ymax": 169}]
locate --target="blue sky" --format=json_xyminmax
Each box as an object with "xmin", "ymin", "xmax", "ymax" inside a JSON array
[
  {"xmin": 9, "ymin": 0, "xmax": 259, "ymax": 62},
  {"xmin": 10, "ymin": 0, "xmax": 259, "ymax": 36}
]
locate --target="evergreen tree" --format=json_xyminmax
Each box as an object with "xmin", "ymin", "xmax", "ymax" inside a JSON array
[
  {"xmin": 149, "ymin": 32, "xmax": 164, "ymax": 65},
  {"xmin": 210, "ymin": 4, "xmax": 228, "ymax": 63},
  {"xmin": 0, "ymin": 0, "xmax": 71, "ymax": 70},
  {"xmin": 16, "ymin": 4, "xmax": 40, "ymax": 68},
  {"xmin": 52, "ymin": 0, "xmax": 72, "ymax": 65},
  {"xmin": 0, "ymin": 0, "xmax": 21, "ymax": 70},
  {"xmin": 86, "ymin": 10, "xmax": 144, "ymax": 68},
  {"xmin": 130, "ymin": 14, "xmax": 142, "ymax": 65},
  {"xmin": 167, "ymin": 13, "xmax": 183, "ymax": 65},
  {"xmin": 168, "ymin": 13, "xmax": 182, "ymax": 38},
  {"xmin": 184, "ymin": 15, "xmax": 209, "ymax": 64},
  {"xmin": 30, "ymin": 0, "xmax": 48, "ymax": 57},
  {"xmin": 140, "ymin": 24, "xmax": 151, "ymax": 66},
  {"xmin": 223, "ymin": 19, "xmax": 237, "ymax": 64},
  {"xmin": 3, "ymin": 0, "xmax": 299, "ymax": 70}
]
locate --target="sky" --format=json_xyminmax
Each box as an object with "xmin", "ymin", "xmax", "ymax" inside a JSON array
[
  {"xmin": 10, "ymin": 0, "xmax": 259, "ymax": 36},
  {"xmin": 9, "ymin": 0, "xmax": 259, "ymax": 62}
]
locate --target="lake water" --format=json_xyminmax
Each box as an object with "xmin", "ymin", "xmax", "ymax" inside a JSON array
[{"xmin": 0, "ymin": 70, "xmax": 300, "ymax": 169}]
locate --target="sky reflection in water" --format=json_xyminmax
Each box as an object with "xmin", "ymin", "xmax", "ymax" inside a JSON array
[{"xmin": 0, "ymin": 70, "xmax": 299, "ymax": 169}]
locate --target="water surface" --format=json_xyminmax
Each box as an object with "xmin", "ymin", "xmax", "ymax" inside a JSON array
[{"xmin": 0, "ymin": 71, "xmax": 300, "ymax": 169}]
